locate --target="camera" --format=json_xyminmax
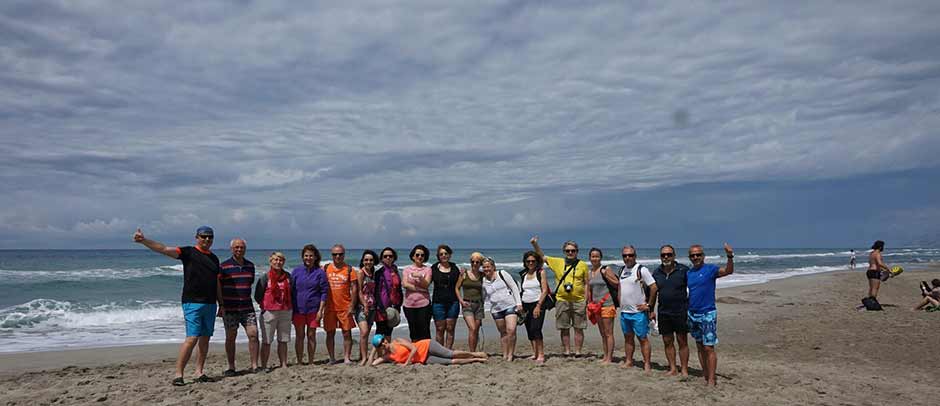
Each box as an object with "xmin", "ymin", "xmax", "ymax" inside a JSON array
[{"xmin": 564, "ymin": 283, "xmax": 573, "ymax": 293}]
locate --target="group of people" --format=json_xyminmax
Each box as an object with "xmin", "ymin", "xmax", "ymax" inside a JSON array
[{"xmin": 134, "ymin": 226, "xmax": 736, "ymax": 386}]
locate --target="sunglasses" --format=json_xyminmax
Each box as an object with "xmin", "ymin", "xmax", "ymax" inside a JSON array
[
  {"xmin": 470, "ymin": 260, "xmax": 482, "ymax": 265},
  {"xmin": 622, "ymin": 253, "xmax": 636, "ymax": 258},
  {"xmin": 690, "ymin": 253, "xmax": 705, "ymax": 258},
  {"xmin": 331, "ymin": 253, "xmax": 345, "ymax": 257},
  {"xmin": 525, "ymin": 259, "xmax": 537, "ymax": 263},
  {"xmin": 564, "ymin": 249, "xmax": 577, "ymax": 253},
  {"xmin": 439, "ymin": 252, "xmax": 451, "ymax": 256},
  {"xmin": 660, "ymin": 253, "xmax": 675, "ymax": 258},
  {"xmin": 382, "ymin": 255, "xmax": 394, "ymax": 259},
  {"xmin": 197, "ymin": 235, "xmax": 213, "ymax": 240},
  {"xmin": 414, "ymin": 253, "xmax": 426, "ymax": 258}
]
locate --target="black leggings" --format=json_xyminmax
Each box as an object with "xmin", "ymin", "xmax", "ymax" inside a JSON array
[
  {"xmin": 375, "ymin": 319, "xmax": 394, "ymax": 336},
  {"xmin": 522, "ymin": 301, "xmax": 545, "ymax": 340},
  {"xmin": 404, "ymin": 304, "xmax": 432, "ymax": 341}
]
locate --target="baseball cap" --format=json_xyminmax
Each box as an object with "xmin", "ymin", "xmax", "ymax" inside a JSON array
[{"xmin": 195, "ymin": 226, "xmax": 214, "ymax": 236}]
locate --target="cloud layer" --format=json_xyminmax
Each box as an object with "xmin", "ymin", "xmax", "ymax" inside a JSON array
[{"xmin": 2, "ymin": 1, "xmax": 939, "ymax": 248}]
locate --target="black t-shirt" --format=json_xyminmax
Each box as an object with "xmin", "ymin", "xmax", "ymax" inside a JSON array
[
  {"xmin": 178, "ymin": 246, "xmax": 221, "ymax": 304},
  {"xmin": 431, "ymin": 262, "xmax": 460, "ymax": 304},
  {"xmin": 652, "ymin": 263, "xmax": 689, "ymax": 316}
]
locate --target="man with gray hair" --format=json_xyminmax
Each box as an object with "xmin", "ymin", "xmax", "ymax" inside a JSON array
[
  {"xmin": 219, "ymin": 238, "xmax": 259, "ymax": 375},
  {"xmin": 531, "ymin": 236, "xmax": 590, "ymax": 356}
]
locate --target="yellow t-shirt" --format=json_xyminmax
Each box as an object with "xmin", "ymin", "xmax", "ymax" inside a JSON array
[{"xmin": 545, "ymin": 256, "xmax": 588, "ymax": 302}]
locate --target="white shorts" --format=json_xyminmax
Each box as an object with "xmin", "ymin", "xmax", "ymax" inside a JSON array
[{"xmin": 260, "ymin": 310, "xmax": 292, "ymax": 344}]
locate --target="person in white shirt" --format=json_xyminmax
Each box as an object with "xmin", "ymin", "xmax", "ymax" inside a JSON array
[
  {"xmin": 481, "ymin": 257, "xmax": 523, "ymax": 361},
  {"xmin": 617, "ymin": 246, "xmax": 658, "ymax": 371}
]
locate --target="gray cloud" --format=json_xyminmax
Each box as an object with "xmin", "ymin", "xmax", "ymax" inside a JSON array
[{"xmin": 1, "ymin": 1, "xmax": 939, "ymax": 248}]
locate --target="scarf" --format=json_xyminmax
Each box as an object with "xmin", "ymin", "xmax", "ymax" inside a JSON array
[{"xmin": 268, "ymin": 267, "xmax": 290, "ymax": 307}]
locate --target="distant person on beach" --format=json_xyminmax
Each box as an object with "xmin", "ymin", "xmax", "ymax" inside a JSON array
[
  {"xmin": 586, "ymin": 248, "xmax": 620, "ymax": 364},
  {"xmin": 368, "ymin": 334, "xmax": 487, "ymax": 366},
  {"xmin": 402, "ymin": 245, "xmax": 433, "ymax": 341},
  {"xmin": 355, "ymin": 250, "xmax": 380, "ymax": 365},
  {"xmin": 291, "ymin": 244, "xmax": 328, "ymax": 365},
  {"xmin": 649, "ymin": 244, "xmax": 691, "ymax": 376},
  {"xmin": 133, "ymin": 226, "xmax": 220, "ymax": 386},
  {"xmin": 866, "ymin": 241, "xmax": 890, "ymax": 299},
  {"xmin": 254, "ymin": 251, "xmax": 292, "ymax": 372},
  {"xmin": 687, "ymin": 243, "xmax": 735, "ymax": 386},
  {"xmin": 912, "ymin": 279, "xmax": 940, "ymax": 311},
  {"xmin": 323, "ymin": 244, "xmax": 358, "ymax": 365},
  {"xmin": 519, "ymin": 250, "xmax": 550, "ymax": 363},
  {"xmin": 531, "ymin": 236, "xmax": 590, "ymax": 356},
  {"xmin": 617, "ymin": 246, "xmax": 657, "ymax": 371},
  {"xmin": 373, "ymin": 247, "xmax": 403, "ymax": 337},
  {"xmin": 455, "ymin": 252, "xmax": 485, "ymax": 352},
  {"xmin": 849, "ymin": 250, "xmax": 856, "ymax": 270},
  {"xmin": 481, "ymin": 257, "xmax": 523, "ymax": 361},
  {"xmin": 219, "ymin": 238, "xmax": 259, "ymax": 376},
  {"xmin": 431, "ymin": 244, "xmax": 460, "ymax": 349}
]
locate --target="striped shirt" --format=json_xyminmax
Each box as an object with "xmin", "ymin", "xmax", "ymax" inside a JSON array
[{"xmin": 219, "ymin": 257, "xmax": 256, "ymax": 312}]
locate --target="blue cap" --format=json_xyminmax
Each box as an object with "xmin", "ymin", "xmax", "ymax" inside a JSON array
[
  {"xmin": 371, "ymin": 334, "xmax": 385, "ymax": 348},
  {"xmin": 195, "ymin": 226, "xmax": 214, "ymax": 236}
]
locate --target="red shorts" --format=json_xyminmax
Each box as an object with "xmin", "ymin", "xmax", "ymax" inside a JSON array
[
  {"xmin": 292, "ymin": 313, "xmax": 320, "ymax": 330},
  {"xmin": 324, "ymin": 310, "xmax": 355, "ymax": 332}
]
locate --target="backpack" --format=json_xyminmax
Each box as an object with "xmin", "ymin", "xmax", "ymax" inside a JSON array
[{"xmin": 861, "ymin": 296, "xmax": 882, "ymax": 311}]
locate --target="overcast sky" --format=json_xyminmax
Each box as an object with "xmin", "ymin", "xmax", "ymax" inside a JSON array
[{"xmin": 2, "ymin": 1, "xmax": 939, "ymax": 249}]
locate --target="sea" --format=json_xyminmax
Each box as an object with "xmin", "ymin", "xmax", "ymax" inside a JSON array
[{"xmin": 1, "ymin": 247, "xmax": 937, "ymax": 353}]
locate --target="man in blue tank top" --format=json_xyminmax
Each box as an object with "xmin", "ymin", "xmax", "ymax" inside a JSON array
[{"xmin": 687, "ymin": 243, "xmax": 734, "ymax": 387}]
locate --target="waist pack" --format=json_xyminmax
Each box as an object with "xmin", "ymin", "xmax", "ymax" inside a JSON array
[{"xmin": 861, "ymin": 296, "xmax": 882, "ymax": 311}]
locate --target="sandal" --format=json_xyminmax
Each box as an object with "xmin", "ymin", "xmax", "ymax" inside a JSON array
[
  {"xmin": 222, "ymin": 369, "xmax": 237, "ymax": 377},
  {"xmin": 171, "ymin": 377, "xmax": 185, "ymax": 386},
  {"xmin": 194, "ymin": 374, "xmax": 213, "ymax": 383}
]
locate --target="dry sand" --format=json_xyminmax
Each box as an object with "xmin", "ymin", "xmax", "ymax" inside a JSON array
[{"xmin": 1, "ymin": 265, "xmax": 938, "ymax": 405}]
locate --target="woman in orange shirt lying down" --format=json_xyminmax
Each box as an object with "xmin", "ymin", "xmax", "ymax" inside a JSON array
[{"xmin": 368, "ymin": 334, "xmax": 488, "ymax": 366}]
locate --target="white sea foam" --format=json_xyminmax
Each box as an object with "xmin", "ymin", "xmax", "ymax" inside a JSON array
[
  {"xmin": 717, "ymin": 265, "xmax": 850, "ymax": 288},
  {"xmin": 0, "ymin": 265, "xmax": 182, "ymax": 284}
]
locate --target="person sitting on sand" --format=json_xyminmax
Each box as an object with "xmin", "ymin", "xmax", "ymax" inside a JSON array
[
  {"xmin": 866, "ymin": 240, "xmax": 890, "ymax": 300},
  {"xmin": 133, "ymin": 226, "xmax": 221, "ymax": 386},
  {"xmin": 482, "ymin": 256, "xmax": 524, "ymax": 361},
  {"xmin": 368, "ymin": 334, "xmax": 488, "ymax": 366},
  {"xmin": 254, "ymin": 252, "xmax": 293, "ymax": 373},
  {"xmin": 913, "ymin": 279, "xmax": 940, "ymax": 311},
  {"xmin": 455, "ymin": 252, "xmax": 486, "ymax": 352},
  {"xmin": 687, "ymin": 243, "xmax": 734, "ymax": 386}
]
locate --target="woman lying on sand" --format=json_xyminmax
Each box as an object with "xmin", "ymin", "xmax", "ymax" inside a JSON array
[{"xmin": 367, "ymin": 334, "xmax": 487, "ymax": 366}]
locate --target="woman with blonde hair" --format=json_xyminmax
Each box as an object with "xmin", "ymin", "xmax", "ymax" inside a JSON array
[
  {"xmin": 455, "ymin": 252, "xmax": 485, "ymax": 351},
  {"xmin": 253, "ymin": 252, "xmax": 292, "ymax": 372},
  {"xmin": 481, "ymin": 257, "xmax": 523, "ymax": 361}
]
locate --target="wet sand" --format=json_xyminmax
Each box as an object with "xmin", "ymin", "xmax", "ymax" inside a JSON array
[{"xmin": 1, "ymin": 265, "xmax": 938, "ymax": 405}]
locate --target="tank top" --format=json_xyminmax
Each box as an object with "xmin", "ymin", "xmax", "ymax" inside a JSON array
[
  {"xmin": 431, "ymin": 262, "xmax": 460, "ymax": 304},
  {"xmin": 359, "ymin": 268, "xmax": 376, "ymax": 311},
  {"xmin": 387, "ymin": 339, "xmax": 430, "ymax": 364},
  {"xmin": 521, "ymin": 272, "xmax": 542, "ymax": 303},
  {"xmin": 461, "ymin": 270, "xmax": 483, "ymax": 302},
  {"xmin": 589, "ymin": 269, "xmax": 614, "ymax": 306}
]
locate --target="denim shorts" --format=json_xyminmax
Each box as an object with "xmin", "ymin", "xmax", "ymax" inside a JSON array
[
  {"xmin": 432, "ymin": 301, "xmax": 460, "ymax": 321},
  {"xmin": 182, "ymin": 303, "xmax": 217, "ymax": 337},
  {"xmin": 491, "ymin": 306, "xmax": 517, "ymax": 320}
]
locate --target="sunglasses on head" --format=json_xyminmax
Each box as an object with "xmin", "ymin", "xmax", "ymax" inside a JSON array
[
  {"xmin": 622, "ymin": 253, "xmax": 636, "ymax": 258},
  {"xmin": 690, "ymin": 253, "xmax": 704, "ymax": 258},
  {"xmin": 660, "ymin": 253, "xmax": 675, "ymax": 258}
]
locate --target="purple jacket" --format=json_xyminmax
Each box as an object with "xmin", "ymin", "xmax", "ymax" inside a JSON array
[{"xmin": 291, "ymin": 266, "xmax": 329, "ymax": 315}]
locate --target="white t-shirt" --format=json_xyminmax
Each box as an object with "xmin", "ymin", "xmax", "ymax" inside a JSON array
[
  {"xmin": 482, "ymin": 270, "xmax": 522, "ymax": 312},
  {"xmin": 618, "ymin": 264, "xmax": 656, "ymax": 314}
]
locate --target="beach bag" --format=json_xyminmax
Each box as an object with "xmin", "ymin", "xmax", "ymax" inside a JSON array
[
  {"xmin": 861, "ymin": 296, "xmax": 882, "ymax": 311},
  {"xmin": 587, "ymin": 292, "xmax": 610, "ymax": 325}
]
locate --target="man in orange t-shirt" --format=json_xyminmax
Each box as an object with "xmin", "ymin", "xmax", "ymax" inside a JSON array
[{"xmin": 324, "ymin": 244, "xmax": 359, "ymax": 364}]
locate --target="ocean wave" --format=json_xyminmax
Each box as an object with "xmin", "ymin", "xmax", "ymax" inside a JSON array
[
  {"xmin": 718, "ymin": 265, "xmax": 850, "ymax": 288},
  {"xmin": 0, "ymin": 265, "xmax": 184, "ymax": 284},
  {"xmin": 0, "ymin": 299, "xmax": 179, "ymax": 329}
]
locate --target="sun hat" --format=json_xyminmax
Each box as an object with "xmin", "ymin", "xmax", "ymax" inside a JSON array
[{"xmin": 385, "ymin": 308, "xmax": 400, "ymax": 327}]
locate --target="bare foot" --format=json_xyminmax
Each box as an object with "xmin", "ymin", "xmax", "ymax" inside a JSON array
[
  {"xmin": 535, "ymin": 357, "xmax": 545, "ymax": 364},
  {"xmin": 665, "ymin": 370, "xmax": 678, "ymax": 376},
  {"xmin": 620, "ymin": 361, "xmax": 633, "ymax": 369}
]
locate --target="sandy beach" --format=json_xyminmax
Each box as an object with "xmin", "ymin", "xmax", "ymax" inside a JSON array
[{"xmin": 1, "ymin": 265, "xmax": 938, "ymax": 405}]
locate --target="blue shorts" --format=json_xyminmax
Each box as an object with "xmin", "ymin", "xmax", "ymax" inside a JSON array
[
  {"xmin": 432, "ymin": 301, "xmax": 460, "ymax": 321},
  {"xmin": 182, "ymin": 303, "xmax": 217, "ymax": 337},
  {"xmin": 688, "ymin": 310, "xmax": 718, "ymax": 346},
  {"xmin": 619, "ymin": 312, "xmax": 650, "ymax": 339},
  {"xmin": 491, "ymin": 307, "xmax": 517, "ymax": 320}
]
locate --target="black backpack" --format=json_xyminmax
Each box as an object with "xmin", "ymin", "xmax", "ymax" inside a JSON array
[{"xmin": 861, "ymin": 296, "xmax": 882, "ymax": 311}]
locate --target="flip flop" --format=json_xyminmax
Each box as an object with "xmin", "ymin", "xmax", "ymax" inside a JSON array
[{"xmin": 171, "ymin": 377, "xmax": 185, "ymax": 386}]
